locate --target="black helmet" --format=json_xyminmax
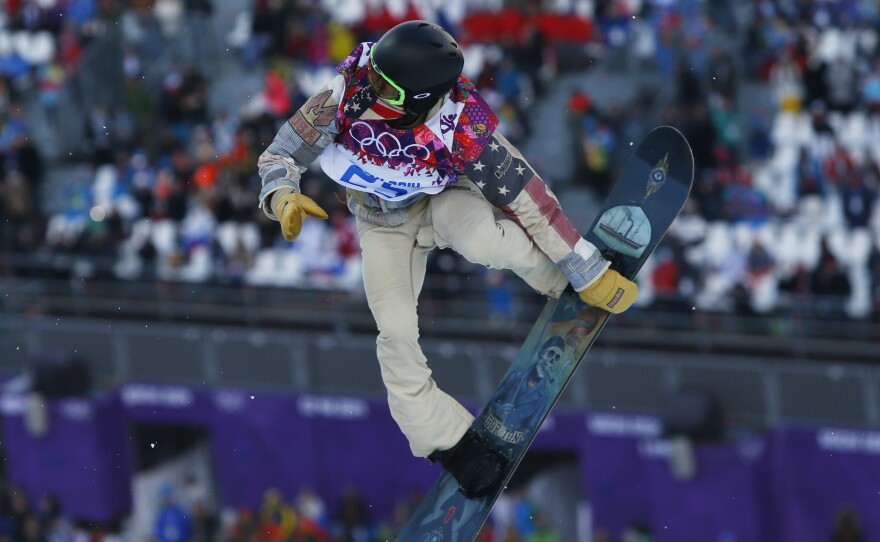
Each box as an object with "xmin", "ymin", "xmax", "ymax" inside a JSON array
[{"xmin": 370, "ymin": 20, "xmax": 464, "ymax": 115}]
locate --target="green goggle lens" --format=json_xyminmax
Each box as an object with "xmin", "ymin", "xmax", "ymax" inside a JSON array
[{"xmin": 369, "ymin": 47, "xmax": 406, "ymax": 106}]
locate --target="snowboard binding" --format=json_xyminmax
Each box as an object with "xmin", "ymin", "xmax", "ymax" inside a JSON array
[{"xmin": 429, "ymin": 429, "xmax": 509, "ymax": 499}]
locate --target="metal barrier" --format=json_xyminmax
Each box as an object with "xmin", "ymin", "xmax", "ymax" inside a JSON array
[
  {"xmin": 1, "ymin": 312, "xmax": 877, "ymax": 430},
  {"xmin": 1, "ymin": 275, "xmax": 877, "ymax": 362}
]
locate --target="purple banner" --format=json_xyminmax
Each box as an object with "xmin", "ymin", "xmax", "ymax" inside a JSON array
[
  {"xmin": 1, "ymin": 393, "xmax": 131, "ymax": 522},
  {"xmin": 769, "ymin": 426, "xmax": 880, "ymax": 541},
  {"xmin": 527, "ymin": 408, "xmax": 587, "ymax": 451},
  {"xmin": 642, "ymin": 437, "xmax": 771, "ymax": 542},
  {"xmin": 3, "ymin": 384, "xmax": 880, "ymax": 539},
  {"xmin": 581, "ymin": 413, "xmax": 660, "ymax": 537},
  {"xmin": 208, "ymin": 389, "xmax": 436, "ymax": 520}
]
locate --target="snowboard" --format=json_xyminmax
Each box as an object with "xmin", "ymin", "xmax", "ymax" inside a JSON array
[{"xmin": 395, "ymin": 126, "xmax": 694, "ymax": 542}]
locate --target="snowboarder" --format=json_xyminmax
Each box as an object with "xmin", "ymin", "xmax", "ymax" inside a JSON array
[{"xmin": 256, "ymin": 20, "xmax": 638, "ymax": 499}]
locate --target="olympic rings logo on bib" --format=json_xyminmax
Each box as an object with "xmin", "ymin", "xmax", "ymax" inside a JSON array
[{"xmin": 349, "ymin": 121, "xmax": 431, "ymax": 164}]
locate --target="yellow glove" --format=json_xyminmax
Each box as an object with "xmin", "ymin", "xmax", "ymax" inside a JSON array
[
  {"xmin": 578, "ymin": 268, "xmax": 638, "ymax": 314},
  {"xmin": 274, "ymin": 193, "xmax": 329, "ymax": 241}
]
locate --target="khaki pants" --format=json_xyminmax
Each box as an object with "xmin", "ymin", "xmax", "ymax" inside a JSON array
[{"xmin": 356, "ymin": 178, "xmax": 569, "ymax": 457}]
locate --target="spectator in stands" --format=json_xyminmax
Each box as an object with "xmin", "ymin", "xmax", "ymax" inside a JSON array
[
  {"xmin": 651, "ymin": 245, "xmax": 680, "ymax": 308},
  {"xmin": 189, "ymin": 500, "xmax": 218, "ymax": 542},
  {"xmin": 8, "ymin": 486, "xmax": 31, "ymax": 542},
  {"xmin": 0, "ymin": 80, "xmax": 10, "ymax": 116},
  {"xmin": 719, "ymin": 162, "xmax": 772, "ymax": 223},
  {"xmin": 707, "ymin": 46, "xmax": 738, "ymax": 101},
  {"xmin": 841, "ymin": 174, "xmax": 876, "ymax": 229},
  {"xmin": 35, "ymin": 494, "xmax": 60, "ymax": 535},
  {"xmin": 502, "ymin": 524, "xmax": 524, "ymax": 542},
  {"xmin": 258, "ymin": 488, "xmax": 295, "ymax": 540},
  {"xmin": 822, "ymin": 142, "xmax": 857, "ymax": 190},
  {"xmin": 44, "ymin": 512, "xmax": 75, "ymax": 542},
  {"xmin": 154, "ymin": 485, "xmax": 191, "ymax": 542},
  {"xmin": 509, "ymin": 488, "xmax": 537, "ymax": 538},
  {"xmin": 20, "ymin": 514, "xmax": 44, "ymax": 542},
  {"xmin": 526, "ymin": 510, "xmax": 562, "ymax": 542},
  {"xmin": 36, "ymin": 61, "xmax": 65, "ymax": 127},
  {"xmin": 0, "ymin": 490, "xmax": 12, "ymax": 540},
  {"xmin": 869, "ymin": 240, "xmax": 880, "ymax": 320},
  {"xmin": 0, "ymin": 169, "xmax": 33, "ymax": 255},
  {"xmin": 745, "ymin": 107, "xmax": 773, "ymax": 161},
  {"xmin": 486, "ymin": 269, "xmax": 516, "ymax": 322},
  {"xmin": 333, "ymin": 486, "xmax": 371, "ymax": 542},
  {"xmin": 831, "ymin": 506, "xmax": 864, "ymax": 542},
  {"xmin": 810, "ymin": 239, "xmax": 852, "ymax": 317},
  {"xmin": 0, "ymin": 0, "xmax": 877, "ymax": 323},
  {"xmin": 576, "ymin": 105, "xmax": 618, "ymax": 197},
  {"xmin": 708, "ymin": 95, "xmax": 743, "ymax": 157},
  {"xmin": 677, "ymin": 60, "xmax": 704, "ymax": 108},
  {"xmin": 746, "ymin": 239, "xmax": 774, "ymax": 282},
  {"xmin": 862, "ymin": 59, "xmax": 880, "ymax": 114},
  {"xmin": 476, "ymin": 521, "xmax": 495, "ymax": 542},
  {"xmin": 768, "ymin": 50, "xmax": 803, "ymax": 113},
  {"xmin": 83, "ymin": 105, "xmax": 115, "ymax": 166},
  {"xmin": 376, "ymin": 499, "xmax": 410, "ymax": 542},
  {"xmin": 622, "ymin": 524, "xmax": 653, "ymax": 542},
  {"xmin": 826, "ymin": 57, "xmax": 858, "ymax": 115},
  {"xmin": 795, "ymin": 146, "xmax": 828, "ymax": 199},
  {"xmin": 807, "ymin": 101, "xmax": 837, "ymax": 164},
  {"xmin": 678, "ymin": 103, "xmax": 718, "ymax": 174},
  {"xmin": 226, "ymin": 508, "xmax": 257, "ymax": 542},
  {"xmin": 293, "ymin": 487, "xmax": 330, "ymax": 542}
]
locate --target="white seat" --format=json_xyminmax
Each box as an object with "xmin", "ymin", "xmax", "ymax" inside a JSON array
[
  {"xmin": 750, "ymin": 274, "xmax": 778, "ymax": 314},
  {"xmin": 827, "ymin": 111, "xmax": 845, "ymax": 133},
  {"xmin": 226, "ymin": 10, "xmax": 252, "ymax": 48},
  {"xmin": 732, "ymin": 223, "xmax": 755, "ymax": 252},
  {"xmin": 279, "ymin": 250, "xmax": 305, "ymax": 286},
  {"xmin": 823, "ymin": 193, "xmax": 845, "ymax": 229},
  {"xmin": 825, "ymin": 226, "xmax": 850, "ymax": 266},
  {"xmin": 842, "ymin": 111, "xmax": 868, "ymax": 154},
  {"xmin": 797, "ymin": 195, "xmax": 826, "ymax": 227},
  {"xmin": 182, "ymin": 246, "xmax": 212, "ymax": 283},
  {"xmin": 669, "ymin": 211, "xmax": 707, "ymax": 244},
  {"xmin": 845, "ymin": 265, "xmax": 871, "ymax": 318},
  {"xmin": 244, "ymin": 249, "xmax": 277, "ymax": 286},
  {"xmin": 131, "ymin": 217, "xmax": 152, "ymax": 241},
  {"xmin": 636, "ymin": 253, "xmax": 656, "ymax": 307},
  {"xmin": 91, "ymin": 165, "xmax": 118, "ymax": 209},
  {"xmin": 867, "ymin": 116, "xmax": 880, "ymax": 164},
  {"xmin": 238, "ymin": 222, "xmax": 261, "ymax": 253},
  {"xmin": 771, "ymin": 112, "xmax": 796, "ymax": 146},
  {"xmin": 118, "ymin": 218, "xmax": 151, "ymax": 257},
  {"xmin": 216, "ymin": 222, "xmax": 238, "ymax": 256},
  {"xmin": 798, "ymin": 229, "xmax": 822, "ymax": 270},
  {"xmin": 151, "ymin": 220, "xmax": 178, "ymax": 256},
  {"xmin": 703, "ymin": 222, "xmax": 732, "ymax": 269},
  {"xmin": 847, "ymin": 227, "xmax": 872, "ymax": 266},
  {"xmin": 775, "ymin": 221, "xmax": 802, "ymax": 273}
]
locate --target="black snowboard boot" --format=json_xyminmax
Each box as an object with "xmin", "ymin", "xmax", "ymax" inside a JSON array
[{"xmin": 428, "ymin": 429, "xmax": 508, "ymax": 499}]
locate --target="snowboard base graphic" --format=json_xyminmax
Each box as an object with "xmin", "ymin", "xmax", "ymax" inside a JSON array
[{"xmin": 396, "ymin": 126, "xmax": 694, "ymax": 542}]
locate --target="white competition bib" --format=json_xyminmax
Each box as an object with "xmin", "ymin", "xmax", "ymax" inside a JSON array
[{"xmin": 320, "ymin": 100, "xmax": 466, "ymax": 202}]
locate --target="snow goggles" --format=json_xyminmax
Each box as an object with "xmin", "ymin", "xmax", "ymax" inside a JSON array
[{"xmin": 368, "ymin": 47, "xmax": 406, "ymax": 106}]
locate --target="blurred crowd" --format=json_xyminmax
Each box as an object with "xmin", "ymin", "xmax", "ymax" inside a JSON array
[
  {"xmin": 0, "ymin": 0, "xmax": 878, "ymax": 320},
  {"xmin": 564, "ymin": 0, "xmax": 880, "ymax": 319},
  {"xmin": 0, "ymin": 485, "xmax": 120, "ymax": 542},
  {"xmin": 1, "ymin": 479, "xmax": 869, "ymax": 542},
  {"xmin": 0, "ymin": 482, "xmax": 565, "ymax": 542}
]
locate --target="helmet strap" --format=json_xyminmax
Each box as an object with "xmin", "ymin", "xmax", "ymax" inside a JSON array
[{"xmin": 403, "ymin": 94, "xmax": 440, "ymax": 116}]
